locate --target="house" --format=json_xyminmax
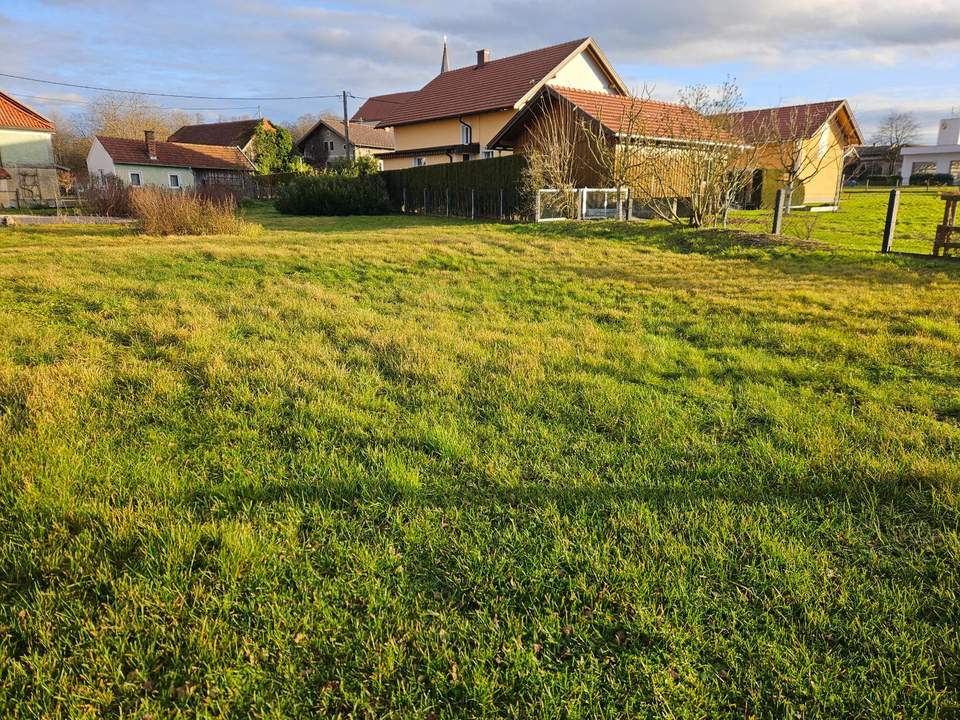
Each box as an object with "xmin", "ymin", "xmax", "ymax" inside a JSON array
[
  {"xmin": 844, "ymin": 144, "xmax": 906, "ymax": 182},
  {"xmin": 0, "ymin": 91, "xmax": 59, "ymax": 208},
  {"xmin": 374, "ymin": 37, "xmax": 629, "ymax": 170},
  {"xmin": 296, "ymin": 116, "xmax": 395, "ymax": 169},
  {"xmin": 900, "ymin": 118, "xmax": 960, "ymax": 185},
  {"xmin": 87, "ymin": 131, "xmax": 255, "ymax": 189},
  {"xmin": 351, "ymin": 92, "xmax": 418, "ymax": 125},
  {"xmin": 726, "ymin": 100, "xmax": 863, "ymax": 207},
  {"xmin": 167, "ymin": 118, "xmax": 272, "ymax": 165}
]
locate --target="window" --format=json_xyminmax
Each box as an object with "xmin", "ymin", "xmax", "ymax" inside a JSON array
[
  {"xmin": 168, "ymin": 173, "xmax": 181, "ymax": 189},
  {"xmin": 129, "ymin": 171, "xmax": 142, "ymax": 187},
  {"xmin": 912, "ymin": 161, "xmax": 937, "ymax": 175},
  {"xmin": 378, "ymin": 159, "xmax": 384, "ymax": 171},
  {"xmin": 462, "ymin": 154, "xmax": 471, "ymax": 162},
  {"xmin": 413, "ymin": 157, "xmax": 426, "ymax": 167},
  {"xmin": 481, "ymin": 149, "xmax": 495, "ymax": 159},
  {"xmin": 460, "ymin": 123, "xmax": 472, "ymax": 145},
  {"xmin": 951, "ymin": 160, "xmax": 960, "ymax": 181}
]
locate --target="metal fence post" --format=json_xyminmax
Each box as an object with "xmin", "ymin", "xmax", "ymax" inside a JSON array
[
  {"xmin": 499, "ymin": 189, "xmax": 504, "ymax": 221},
  {"xmin": 402, "ymin": 187, "xmax": 406, "ymax": 213},
  {"xmin": 535, "ymin": 189, "xmax": 541, "ymax": 223},
  {"xmin": 423, "ymin": 187, "xmax": 427, "ymax": 215},
  {"xmin": 771, "ymin": 189, "xmax": 785, "ymax": 235},
  {"xmin": 882, "ymin": 188, "xmax": 900, "ymax": 254},
  {"xmin": 446, "ymin": 188, "xmax": 450, "ymax": 216},
  {"xmin": 580, "ymin": 189, "xmax": 587, "ymax": 220},
  {"xmin": 626, "ymin": 187, "xmax": 633, "ymax": 221},
  {"xmin": 471, "ymin": 189, "xmax": 475, "ymax": 220}
]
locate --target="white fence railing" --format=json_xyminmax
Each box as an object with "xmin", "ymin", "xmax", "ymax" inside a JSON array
[
  {"xmin": 535, "ymin": 187, "xmax": 632, "ymax": 223},
  {"xmin": 534, "ymin": 188, "xmax": 694, "ymax": 223}
]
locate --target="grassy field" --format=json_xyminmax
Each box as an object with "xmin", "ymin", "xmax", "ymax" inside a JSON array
[
  {"xmin": 731, "ymin": 187, "xmax": 949, "ymax": 254},
  {"xmin": 1, "ymin": 205, "xmax": 959, "ymax": 718}
]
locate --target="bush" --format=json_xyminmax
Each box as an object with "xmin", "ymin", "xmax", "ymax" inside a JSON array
[
  {"xmin": 910, "ymin": 173, "xmax": 955, "ymax": 186},
  {"xmin": 81, "ymin": 177, "xmax": 134, "ymax": 217},
  {"xmin": 865, "ymin": 175, "xmax": 901, "ymax": 186},
  {"xmin": 130, "ymin": 186, "xmax": 254, "ymax": 235},
  {"xmin": 274, "ymin": 173, "xmax": 389, "ymax": 215},
  {"xmin": 325, "ymin": 155, "xmax": 381, "ymax": 177}
]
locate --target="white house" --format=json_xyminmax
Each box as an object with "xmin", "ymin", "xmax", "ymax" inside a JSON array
[{"xmin": 900, "ymin": 118, "xmax": 960, "ymax": 185}]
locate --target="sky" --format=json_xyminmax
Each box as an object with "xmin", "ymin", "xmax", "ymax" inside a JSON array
[{"xmin": 2, "ymin": 0, "xmax": 959, "ymax": 143}]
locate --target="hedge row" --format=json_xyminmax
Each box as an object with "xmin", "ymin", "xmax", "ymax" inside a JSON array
[
  {"xmin": 909, "ymin": 173, "xmax": 956, "ymax": 187},
  {"xmin": 381, "ymin": 155, "xmax": 529, "ymax": 219},
  {"xmin": 274, "ymin": 174, "xmax": 389, "ymax": 215}
]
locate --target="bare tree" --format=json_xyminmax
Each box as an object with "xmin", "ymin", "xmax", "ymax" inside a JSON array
[
  {"xmin": 76, "ymin": 93, "xmax": 191, "ymax": 142},
  {"xmin": 587, "ymin": 80, "xmax": 759, "ymax": 228},
  {"xmin": 521, "ymin": 93, "xmax": 585, "ymax": 218},
  {"xmin": 752, "ymin": 104, "xmax": 846, "ymax": 213},
  {"xmin": 870, "ymin": 110, "xmax": 920, "ymax": 173},
  {"xmin": 282, "ymin": 113, "xmax": 322, "ymax": 144}
]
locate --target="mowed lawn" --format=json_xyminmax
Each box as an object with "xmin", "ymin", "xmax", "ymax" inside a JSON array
[
  {"xmin": 1, "ymin": 206, "xmax": 959, "ymax": 718},
  {"xmin": 731, "ymin": 187, "xmax": 950, "ymax": 254}
]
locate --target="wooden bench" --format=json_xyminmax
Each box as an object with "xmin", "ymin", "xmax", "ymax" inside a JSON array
[{"xmin": 934, "ymin": 193, "xmax": 960, "ymax": 256}]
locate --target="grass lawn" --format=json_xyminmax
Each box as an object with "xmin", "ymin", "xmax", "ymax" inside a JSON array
[
  {"xmin": 1, "ymin": 206, "xmax": 959, "ymax": 718},
  {"xmin": 731, "ymin": 187, "xmax": 950, "ymax": 254}
]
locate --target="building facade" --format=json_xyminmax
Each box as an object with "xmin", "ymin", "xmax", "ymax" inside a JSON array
[
  {"xmin": 0, "ymin": 91, "xmax": 59, "ymax": 208},
  {"xmin": 900, "ymin": 118, "xmax": 960, "ymax": 184}
]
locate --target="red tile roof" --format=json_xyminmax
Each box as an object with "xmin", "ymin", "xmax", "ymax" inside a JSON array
[
  {"xmin": 0, "ymin": 91, "xmax": 54, "ymax": 132},
  {"xmin": 552, "ymin": 87, "xmax": 736, "ymax": 142},
  {"xmin": 376, "ymin": 38, "xmax": 599, "ymax": 127},
  {"xmin": 96, "ymin": 135, "xmax": 254, "ymax": 171},
  {"xmin": 726, "ymin": 101, "xmax": 848, "ymax": 142},
  {"xmin": 351, "ymin": 92, "xmax": 418, "ymax": 123},
  {"xmin": 297, "ymin": 117, "xmax": 395, "ymax": 150},
  {"xmin": 167, "ymin": 119, "xmax": 266, "ymax": 147}
]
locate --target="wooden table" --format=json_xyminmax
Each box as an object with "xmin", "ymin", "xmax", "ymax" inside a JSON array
[{"xmin": 934, "ymin": 193, "xmax": 960, "ymax": 256}]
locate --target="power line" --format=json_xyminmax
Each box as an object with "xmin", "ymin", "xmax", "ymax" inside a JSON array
[
  {"xmin": 14, "ymin": 93, "xmax": 261, "ymax": 112},
  {"xmin": 0, "ymin": 71, "xmax": 342, "ymax": 101}
]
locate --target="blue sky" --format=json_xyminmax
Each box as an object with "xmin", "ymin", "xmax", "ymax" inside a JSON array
[{"xmin": 2, "ymin": 0, "xmax": 958, "ymax": 142}]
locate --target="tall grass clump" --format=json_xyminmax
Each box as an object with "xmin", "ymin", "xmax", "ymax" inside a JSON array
[
  {"xmin": 130, "ymin": 186, "xmax": 255, "ymax": 235},
  {"xmin": 274, "ymin": 173, "xmax": 389, "ymax": 215},
  {"xmin": 81, "ymin": 176, "xmax": 134, "ymax": 218}
]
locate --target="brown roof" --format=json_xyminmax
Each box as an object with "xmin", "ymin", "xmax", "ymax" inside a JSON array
[
  {"xmin": 490, "ymin": 86, "xmax": 739, "ymax": 148},
  {"xmin": 377, "ymin": 38, "xmax": 626, "ymax": 128},
  {"xmin": 96, "ymin": 135, "xmax": 254, "ymax": 171},
  {"xmin": 0, "ymin": 167, "xmax": 10, "ymax": 180},
  {"xmin": 167, "ymin": 119, "xmax": 266, "ymax": 147},
  {"xmin": 351, "ymin": 92, "xmax": 418, "ymax": 123},
  {"xmin": 297, "ymin": 117, "xmax": 395, "ymax": 150},
  {"xmin": 726, "ymin": 101, "xmax": 852, "ymax": 142},
  {"xmin": 376, "ymin": 143, "xmax": 479, "ymax": 161},
  {"xmin": 0, "ymin": 91, "xmax": 54, "ymax": 132}
]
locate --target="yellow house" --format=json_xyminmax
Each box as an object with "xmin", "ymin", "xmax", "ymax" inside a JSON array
[
  {"xmin": 728, "ymin": 101, "xmax": 863, "ymax": 208},
  {"xmin": 375, "ymin": 37, "xmax": 629, "ymax": 170}
]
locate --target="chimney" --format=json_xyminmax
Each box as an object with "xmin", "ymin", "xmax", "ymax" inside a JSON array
[
  {"xmin": 476, "ymin": 49, "xmax": 490, "ymax": 67},
  {"xmin": 144, "ymin": 130, "xmax": 157, "ymax": 160}
]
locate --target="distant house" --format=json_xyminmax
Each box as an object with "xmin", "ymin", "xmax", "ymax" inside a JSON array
[
  {"xmin": 844, "ymin": 144, "xmax": 906, "ymax": 181},
  {"xmin": 296, "ymin": 117, "xmax": 395, "ymax": 169},
  {"xmin": 726, "ymin": 100, "xmax": 863, "ymax": 207},
  {"xmin": 0, "ymin": 91, "xmax": 59, "ymax": 208},
  {"xmin": 900, "ymin": 118, "xmax": 960, "ymax": 185},
  {"xmin": 351, "ymin": 92, "xmax": 418, "ymax": 125},
  {"xmin": 167, "ymin": 118, "xmax": 271, "ymax": 165},
  {"xmin": 373, "ymin": 37, "xmax": 630, "ymax": 170},
  {"xmin": 87, "ymin": 131, "xmax": 255, "ymax": 189}
]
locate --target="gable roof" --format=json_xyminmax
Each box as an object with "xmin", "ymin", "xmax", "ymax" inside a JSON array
[
  {"xmin": 351, "ymin": 92, "xmax": 418, "ymax": 123},
  {"xmin": 297, "ymin": 117, "xmax": 395, "ymax": 150},
  {"xmin": 727, "ymin": 100, "xmax": 862, "ymax": 145},
  {"xmin": 489, "ymin": 86, "xmax": 739, "ymax": 149},
  {"xmin": 167, "ymin": 119, "xmax": 266, "ymax": 147},
  {"xmin": 95, "ymin": 135, "xmax": 255, "ymax": 171},
  {"xmin": 0, "ymin": 91, "xmax": 54, "ymax": 132},
  {"xmin": 376, "ymin": 37, "xmax": 628, "ymax": 128}
]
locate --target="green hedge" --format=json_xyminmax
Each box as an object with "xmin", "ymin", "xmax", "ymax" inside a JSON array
[
  {"xmin": 381, "ymin": 155, "xmax": 529, "ymax": 220},
  {"xmin": 909, "ymin": 173, "xmax": 955, "ymax": 187},
  {"xmin": 274, "ymin": 174, "xmax": 390, "ymax": 215}
]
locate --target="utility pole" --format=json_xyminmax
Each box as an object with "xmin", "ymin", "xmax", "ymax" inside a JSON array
[{"xmin": 342, "ymin": 91, "xmax": 353, "ymax": 161}]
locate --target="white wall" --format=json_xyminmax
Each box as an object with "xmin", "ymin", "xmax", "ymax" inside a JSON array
[
  {"xmin": 0, "ymin": 129, "xmax": 55, "ymax": 166},
  {"xmin": 547, "ymin": 51, "xmax": 616, "ymax": 94},
  {"xmin": 86, "ymin": 137, "xmax": 116, "ymax": 179},
  {"xmin": 900, "ymin": 147, "xmax": 960, "ymax": 184}
]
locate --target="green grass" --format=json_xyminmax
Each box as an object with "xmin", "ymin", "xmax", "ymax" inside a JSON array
[
  {"xmin": 1, "ymin": 206, "xmax": 959, "ymax": 718},
  {"xmin": 731, "ymin": 187, "xmax": 950, "ymax": 254}
]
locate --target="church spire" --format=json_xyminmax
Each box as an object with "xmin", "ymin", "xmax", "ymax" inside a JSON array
[{"xmin": 440, "ymin": 35, "xmax": 449, "ymax": 73}]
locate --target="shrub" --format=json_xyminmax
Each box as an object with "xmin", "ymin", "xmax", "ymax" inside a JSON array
[
  {"xmin": 910, "ymin": 173, "xmax": 955, "ymax": 186},
  {"xmin": 865, "ymin": 175, "xmax": 901, "ymax": 186},
  {"xmin": 130, "ymin": 186, "xmax": 255, "ymax": 235},
  {"xmin": 325, "ymin": 155, "xmax": 381, "ymax": 177},
  {"xmin": 81, "ymin": 177, "xmax": 134, "ymax": 217},
  {"xmin": 274, "ymin": 173, "xmax": 389, "ymax": 215}
]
